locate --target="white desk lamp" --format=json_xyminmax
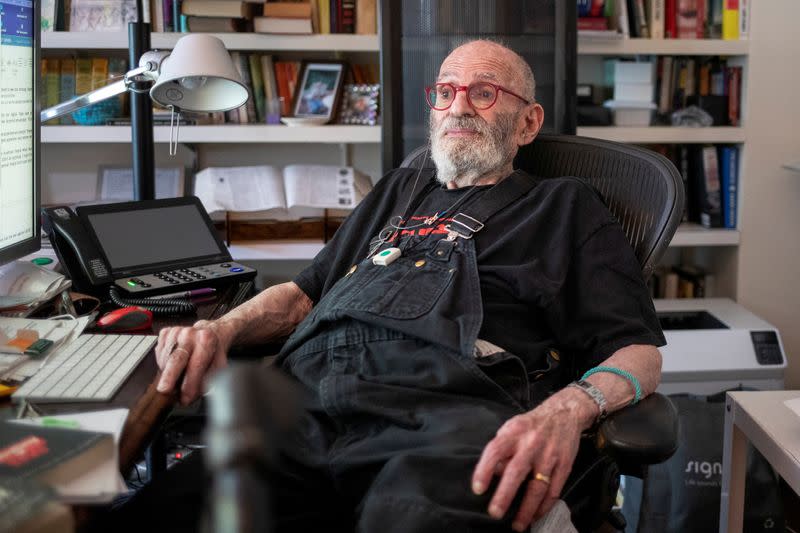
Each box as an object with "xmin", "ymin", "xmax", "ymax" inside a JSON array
[{"xmin": 40, "ymin": 34, "xmax": 249, "ymax": 186}]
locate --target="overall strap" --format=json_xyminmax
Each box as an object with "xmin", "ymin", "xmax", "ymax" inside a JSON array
[{"xmin": 447, "ymin": 170, "xmax": 541, "ymax": 239}]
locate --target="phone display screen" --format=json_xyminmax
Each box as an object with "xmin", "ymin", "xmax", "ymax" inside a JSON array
[{"xmin": 85, "ymin": 204, "xmax": 224, "ymax": 272}]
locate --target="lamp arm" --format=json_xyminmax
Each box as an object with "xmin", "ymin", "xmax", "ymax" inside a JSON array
[{"xmin": 40, "ymin": 63, "xmax": 157, "ymax": 122}]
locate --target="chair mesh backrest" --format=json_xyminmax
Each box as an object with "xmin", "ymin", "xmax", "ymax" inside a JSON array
[{"xmin": 399, "ymin": 134, "xmax": 685, "ymax": 279}]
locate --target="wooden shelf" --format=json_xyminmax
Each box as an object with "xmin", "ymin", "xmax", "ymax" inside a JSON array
[
  {"xmin": 670, "ymin": 223, "xmax": 740, "ymax": 247},
  {"xmin": 41, "ymin": 125, "xmax": 381, "ymax": 144},
  {"xmin": 577, "ymin": 126, "xmax": 745, "ymax": 144},
  {"xmin": 42, "ymin": 31, "xmax": 380, "ymax": 51},
  {"xmin": 227, "ymin": 240, "xmax": 324, "ymax": 261},
  {"xmin": 578, "ymin": 37, "xmax": 749, "ymax": 56}
]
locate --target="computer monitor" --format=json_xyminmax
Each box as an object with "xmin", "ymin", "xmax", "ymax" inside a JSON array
[{"xmin": 0, "ymin": 0, "xmax": 40, "ymax": 266}]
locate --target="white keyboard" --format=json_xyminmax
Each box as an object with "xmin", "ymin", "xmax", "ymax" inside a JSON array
[{"xmin": 13, "ymin": 334, "xmax": 156, "ymax": 403}]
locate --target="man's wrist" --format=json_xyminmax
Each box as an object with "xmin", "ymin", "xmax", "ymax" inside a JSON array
[{"xmin": 557, "ymin": 386, "xmax": 601, "ymax": 432}]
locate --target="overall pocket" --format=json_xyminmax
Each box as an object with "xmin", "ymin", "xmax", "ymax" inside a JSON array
[{"xmin": 341, "ymin": 257, "xmax": 455, "ymax": 319}]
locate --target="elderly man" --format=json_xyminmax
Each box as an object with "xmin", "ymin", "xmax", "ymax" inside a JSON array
[{"xmin": 149, "ymin": 40, "xmax": 664, "ymax": 532}]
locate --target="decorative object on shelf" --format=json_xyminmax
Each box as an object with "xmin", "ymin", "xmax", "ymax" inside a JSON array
[
  {"xmin": 338, "ymin": 84, "xmax": 379, "ymax": 126},
  {"xmin": 41, "ymin": 33, "xmax": 249, "ymax": 199},
  {"xmin": 291, "ymin": 61, "xmax": 345, "ymax": 124},
  {"xmin": 69, "ymin": 0, "xmax": 141, "ymax": 32}
]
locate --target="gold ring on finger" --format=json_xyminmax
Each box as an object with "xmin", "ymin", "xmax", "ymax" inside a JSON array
[{"xmin": 534, "ymin": 472, "xmax": 551, "ymax": 484}]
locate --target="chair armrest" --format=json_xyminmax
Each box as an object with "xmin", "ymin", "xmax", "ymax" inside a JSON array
[{"xmin": 594, "ymin": 393, "xmax": 679, "ymax": 477}]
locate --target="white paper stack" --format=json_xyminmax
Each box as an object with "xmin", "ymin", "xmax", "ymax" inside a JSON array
[{"xmin": 605, "ymin": 61, "xmax": 656, "ymax": 126}]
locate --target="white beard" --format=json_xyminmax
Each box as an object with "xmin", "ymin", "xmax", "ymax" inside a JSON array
[{"xmin": 429, "ymin": 112, "xmax": 517, "ymax": 187}]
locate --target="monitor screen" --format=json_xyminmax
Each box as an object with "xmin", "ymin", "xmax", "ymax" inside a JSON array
[{"xmin": 0, "ymin": 0, "xmax": 40, "ymax": 265}]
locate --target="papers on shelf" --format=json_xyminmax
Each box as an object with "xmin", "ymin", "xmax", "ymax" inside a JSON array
[
  {"xmin": 10, "ymin": 409, "xmax": 130, "ymax": 503},
  {"xmin": 0, "ymin": 261, "xmax": 70, "ymax": 314},
  {"xmin": 194, "ymin": 164, "xmax": 373, "ymax": 221}
]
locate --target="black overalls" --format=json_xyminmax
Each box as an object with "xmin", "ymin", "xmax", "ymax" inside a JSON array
[{"xmin": 269, "ymin": 172, "xmax": 582, "ymax": 532}]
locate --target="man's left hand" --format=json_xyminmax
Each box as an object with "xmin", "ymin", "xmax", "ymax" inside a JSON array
[{"xmin": 471, "ymin": 391, "xmax": 595, "ymax": 532}]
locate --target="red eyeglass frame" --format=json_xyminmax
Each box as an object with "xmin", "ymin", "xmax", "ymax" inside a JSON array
[{"xmin": 424, "ymin": 82, "xmax": 531, "ymax": 110}]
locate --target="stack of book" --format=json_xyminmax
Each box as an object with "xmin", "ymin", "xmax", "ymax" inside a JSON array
[
  {"xmin": 577, "ymin": 0, "xmax": 749, "ymax": 40},
  {"xmin": 177, "ymin": 0, "xmax": 262, "ymax": 33},
  {"xmin": 649, "ymin": 264, "xmax": 715, "ymax": 299},
  {"xmin": 605, "ymin": 61, "xmax": 657, "ymax": 126}
]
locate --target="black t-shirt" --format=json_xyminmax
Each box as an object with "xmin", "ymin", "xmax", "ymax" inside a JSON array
[{"xmin": 294, "ymin": 168, "xmax": 665, "ymax": 375}]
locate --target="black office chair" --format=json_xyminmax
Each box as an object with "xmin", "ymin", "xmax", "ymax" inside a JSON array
[
  {"xmin": 400, "ymin": 134, "xmax": 683, "ymax": 531},
  {"xmin": 207, "ymin": 135, "xmax": 683, "ymax": 533}
]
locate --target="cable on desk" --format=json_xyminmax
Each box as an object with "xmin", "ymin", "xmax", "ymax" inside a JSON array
[{"xmin": 109, "ymin": 287, "xmax": 196, "ymax": 316}]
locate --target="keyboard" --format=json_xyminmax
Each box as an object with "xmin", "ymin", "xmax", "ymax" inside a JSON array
[{"xmin": 13, "ymin": 334, "xmax": 156, "ymax": 403}]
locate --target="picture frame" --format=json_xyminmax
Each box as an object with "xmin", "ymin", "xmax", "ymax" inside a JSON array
[
  {"xmin": 291, "ymin": 61, "xmax": 346, "ymax": 123},
  {"xmin": 338, "ymin": 84, "xmax": 380, "ymax": 125},
  {"xmin": 69, "ymin": 0, "xmax": 143, "ymax": 32}
]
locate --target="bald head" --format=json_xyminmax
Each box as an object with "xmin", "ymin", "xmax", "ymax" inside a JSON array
[{"xmin": 440, "ymin": 40, "xmax": 536, "ymax": 102}]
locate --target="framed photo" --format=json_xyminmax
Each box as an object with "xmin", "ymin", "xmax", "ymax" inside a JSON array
[
  {"xmin": 69, "ymin": 0, "xmax": 144, "ymax": 32},
  {"xmin": 292, "ymin": 62, "xmax": 346, "ymax": 123},
  {"xmin": 338, "ymin": 84, "xmax": 380, "ymax": 125}
]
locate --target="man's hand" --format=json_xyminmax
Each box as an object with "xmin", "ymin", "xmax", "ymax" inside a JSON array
[
  {"xmin": 155, "ymin": 320, "xmax": 233, "ymax": 405},
  {"xmin": 471, "ymin": 389, "xmax": 597, "ymax": 532}
]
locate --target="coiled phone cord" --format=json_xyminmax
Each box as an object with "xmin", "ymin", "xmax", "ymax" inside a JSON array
[{"xmin": 109, "ymin": 287, "xmax": 196, "ymax": 316}]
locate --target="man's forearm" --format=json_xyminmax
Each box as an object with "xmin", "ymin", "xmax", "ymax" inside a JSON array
[
  {"xmin": 544, "ymin": 344, "xmax": 663, "ymax": 432},
  {"xmin": 207, "ymin": 281, "xmax": 313, "ymax": 347}
]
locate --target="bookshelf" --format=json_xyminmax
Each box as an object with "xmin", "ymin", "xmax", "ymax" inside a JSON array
[
  {"xmin": 41, "ymin": 125, "xmax": 382, "ymax": 144},
  {"xmin": 42, "ymin": 32, "xmax": 379, "ymax": 52},
  {"xmin": 577, "ymin": 34, "xmax": 749, "ymax": 298},
  {"xmin": 40, "ymin": 32, "xmax": 381, "ymax": 265}
]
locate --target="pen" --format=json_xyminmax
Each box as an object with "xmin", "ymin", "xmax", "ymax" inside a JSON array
[{"xmin": 151, "ymin": 288, "xmax": 216, "ymax": 300}]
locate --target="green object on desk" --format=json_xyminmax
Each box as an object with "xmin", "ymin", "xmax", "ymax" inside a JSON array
[
  {"xmin": 40, "ymin": 417, "xmax": 80, "ymax": 429},
  {"xmin": 24, "ymin": 338, "xmax": 54, "ymax": 357},
  {"xmin": 31, "ymin": 257, "xmax": 53, "ymax": 266}
]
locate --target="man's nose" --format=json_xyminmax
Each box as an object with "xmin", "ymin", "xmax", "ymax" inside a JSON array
[{"xmin": 448, "ymin": 88, "xmax": 475, "ymax": 117}]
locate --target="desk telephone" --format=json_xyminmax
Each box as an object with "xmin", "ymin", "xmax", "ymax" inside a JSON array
[{"xmin": 42, "ymin": 197, "xmax": 256, "ymax": 311}]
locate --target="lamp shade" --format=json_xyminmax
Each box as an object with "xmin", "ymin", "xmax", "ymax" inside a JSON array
[{"xmin": 150, "ymin": 34, "xmax": 249, "ymax": 113}]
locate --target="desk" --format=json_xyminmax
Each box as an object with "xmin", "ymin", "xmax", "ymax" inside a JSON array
[
  {"xmin": 0, "ymin": 282, "xmax": 251, "ymax": 524},
  {"xmin": 720, "ymin": 390, "xmax": 800, "ymax": 532}
]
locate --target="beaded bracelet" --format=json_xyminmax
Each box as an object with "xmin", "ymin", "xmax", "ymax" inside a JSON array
[{"xmin": 581, "ymin": 366, "xmax": 642, "ymax": 405}]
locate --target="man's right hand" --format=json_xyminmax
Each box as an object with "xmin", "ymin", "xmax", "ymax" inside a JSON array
[{"xmin": 155, "ymin": 320, "xmax": 233, "ymax": 405}]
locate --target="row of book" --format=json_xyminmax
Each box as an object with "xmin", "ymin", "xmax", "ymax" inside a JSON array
[
  {"xmin": 39, "ymin": 55, "xmax": 379, "ymax": 126},
  {"xmin": 42, "ymin": 0, "xmax": 376, "ymax": 35},
  {"xmin": 649, "ymin": 264, "xmax": 715, "ymax": 299},
  {"xmin": 649, "ymin": 144, "xmax": 739, "ymax": 229},
  {"xmin": 578, "ymin": 0, "xmax": 749, "ymax": 40},
  {"xmin": 653, "ymin": 56, "xmax": 742, "ymax": 126}
]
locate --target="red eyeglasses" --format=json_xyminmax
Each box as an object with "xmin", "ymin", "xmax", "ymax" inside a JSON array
[{"xmin": 425, "ymin": 82, "xmax": 530, "ymax": 111}]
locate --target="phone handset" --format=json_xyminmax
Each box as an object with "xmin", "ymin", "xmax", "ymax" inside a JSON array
[{"xmin": 41, "ymin": 206, "xmax": 114, "ymax": 292}]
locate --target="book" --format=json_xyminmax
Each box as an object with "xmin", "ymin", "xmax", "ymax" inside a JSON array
[
  {"xmin": 235, "ymin": 53, "xmax": 258, "ymax": 123},
  {"xmin": 181, "ymin": 0, "xmax": 255, "ymax": 18},
  {"xmin": 248, "ymin": 54, "xmax": 266, "ymax": 123},
  {"xmin": 90, "ymin": 57, "xmax": 109, "ymax": 91},
  {"xmin": 722, "ymin": 0, "xmax": 738, "ymax": 39},
  {"xmin": 318, "ymin": 0, "xmax": 330, "ymax": 34},
  {"xmin": 616, "ymin": 0, "xmax": 630, "ymax": 37},
  {"xmin": 193, "ymin": 165, "xmax": 373, "ymax": 222},
  {"xmin": 41, "ymin": 0, "xmax": 58, "ymax": 31},
  {"xmin": 676, "ymin": 0, "xmax": 698, "ymax": 38},
  {"xmin": 738, "ymin": 0, "xmax": 749, "ymax": 39},
  {"xmin": 690, "ymin": 145, "xmax": 722, "ymax": 228},
  {"xmin": 151, "ymin": 0, "xmax": 165, "ymax": 31},
  {"xmin": 727, "ymin": 65, "xmax": 741, "ymax": 126},
  {"xmin": 648, "ymin": 0, "xmax": 665, "ymax": 38},
  {"xmin": 59, "ymin": 59, "xmax": 76, "ymax": 125},
  {"xmin": 184, "ymin": 15, "xmax": 245, "ymax": 32},
  {"xmin": 263, "ymin": 2, "xmax": 313, "ymax": 18},
  {"xmin": 718, "ymin": 145, "xmax": 738, "ymax": 228},
  {"xmin": 0, "ymin": 420, "xmax": 115, "ymax": 503},
  {"xmin": 664, "ymin": 0, "xmax": 677, "ymax": 37},
  {"xmin": 694, "ymin": 0, "xmax": 706, "ymax": 37},
  {"xmin": 633, "ymin": 0, "xmax": 650, "ymax": 37},
  {"xmin": 42, "ymin": 59, "xmax": 60, "ymax": 125},
  {"xmin": 356, "ymin": 0, "xmax": 377, "ymax": 34},
  {"xmin": 708, "ymin": 0, "xmax": 723, "ymax": 38},
  {"xmin": 254, "ymin": 16, "xmax": 314, "ymax": 33}
]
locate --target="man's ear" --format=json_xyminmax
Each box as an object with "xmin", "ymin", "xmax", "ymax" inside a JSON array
[{"xmin": 517, "ymin": 103, "xmax": 544, "ymax": 146}]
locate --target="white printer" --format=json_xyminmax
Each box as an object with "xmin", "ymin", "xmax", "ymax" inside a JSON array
[{"xmin": 654, "ymin": 298, "xmax": 787, "ymax": 395}]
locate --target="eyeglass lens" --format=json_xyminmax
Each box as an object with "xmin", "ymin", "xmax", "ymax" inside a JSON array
[{"xmin": 429, "ymin": 83, "xmax": 497, "ymax": 110}]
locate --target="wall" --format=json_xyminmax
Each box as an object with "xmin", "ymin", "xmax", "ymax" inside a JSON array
[{"xmin": 737, "ymin": 0, "xmax": 800, "ymax": 386}]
